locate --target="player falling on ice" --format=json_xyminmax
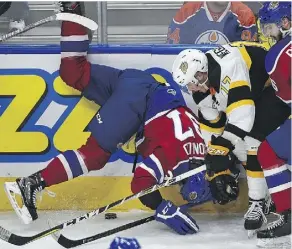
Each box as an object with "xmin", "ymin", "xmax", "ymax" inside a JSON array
[
  {"xmin": 129, "ymin": 100, "xmax": 239, "ymax": 235},
  {"xmin": 256, "ymin": 2, "xmax": 291, "ymax": 248},
  {"xmin": 3, "ymin": 2, "xmax": 239, "ymax": 235}
]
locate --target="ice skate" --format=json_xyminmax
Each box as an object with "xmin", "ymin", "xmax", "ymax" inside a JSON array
[
  {"xmin": 244, "ymin": 198, "xmax": 267, "ymax": 238},
  {"xmin": 4, "ymin": 172, "xmax": 47, "ymax": 224},
  {"xmin": 257, "ymin": 210, "xmax": 291, "ymax": 248}
]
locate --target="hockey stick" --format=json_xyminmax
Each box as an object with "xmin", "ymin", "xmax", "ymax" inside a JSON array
[
  {"xmin": 0, "ymin": 13, "xmax": 98, "ymax": 42},
  {"xmin": 51, "ymin": 215, "xmax": 155, "ymax": 248},
  {"xmin": 0, "ymin": 164, "xmax": 206, "ymax": 246},
  {"xmin": 53, "ymin": 204, "xmax": 202, "ymax": 248},
  {"xmin": 52, "ymin": 197, "xmax": 204, "ymax": 248}
]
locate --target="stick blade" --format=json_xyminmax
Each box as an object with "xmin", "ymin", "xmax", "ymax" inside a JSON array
[
  {"xmin": 56, "ymin": 13, "xmax": 98, "ymax": 31},
  {"xmin": 48, "ymin": 219, "xmax": 76, "ymax": 248},
  {"xmin": 48, "ymin": 219, "xmax": 61, "ymax": 240}
]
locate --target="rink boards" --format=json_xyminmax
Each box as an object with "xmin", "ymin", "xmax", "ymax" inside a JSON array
[{"xmin": 0, "ymin": 44, "xmax": 248, "ymax": 212}]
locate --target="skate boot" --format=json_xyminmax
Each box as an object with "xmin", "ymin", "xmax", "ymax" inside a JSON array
[
  {"xmin": 54, "ymin": 2, "xmax": 84, "ymax": 15},
  {"xmin": 4, "ymin": 172, "xmax": 47, "ymax": 224},
  {"xmin": 263, "ymin": 197, "xmax": 276, "ymax": 215},
  {"xmin": 54, "ymin": 2, "xmax": 93, "ymax": 41},
  {"xmin": 244, "ymin": 198, "xmax": 267, "ymax": 237},
  {"xmin": 257, "ymin": 210, "xmax": 291, "ymax": 248}
]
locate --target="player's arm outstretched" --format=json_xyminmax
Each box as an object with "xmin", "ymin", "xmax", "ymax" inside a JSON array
[{"xmin": 131, "ymin": 106, "xmax": 234, "ymax": 235}]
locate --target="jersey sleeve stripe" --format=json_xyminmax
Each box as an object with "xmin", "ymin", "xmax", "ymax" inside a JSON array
[
  {"xmin": 230, "ymin": 80, "xmax": 250, "ymax": 89},
  {"xmin": 149, "ymin": 154, "xmax": 165, "ymax": 183},
  {"xmin": 237, "ymin": 46, "xmax": 252, "ymax": 69},
  {"xmin": 198, "ymin": 111, "xmax": 226, "ymax": 127},
  {"xmin": 209, "ymin": 115, "xmax": 221, "ymax": 124},
  {"xmin": 226, "ymin": 99, "xmax": 254, "ymax": 115},
  {"xmin": 200, "ymin": 123, "xmax": 225, "ymax": 134},
  {"xmin": 224, "ymin": 124, "xmax": 247, "ymax": 140},
  {"xmin": 137, "ymin": 163, "xmax": 158, "ymax": 182},
  {"xmin": 227, "ymin": 85, "xmax": 252, "ymax": 107}
]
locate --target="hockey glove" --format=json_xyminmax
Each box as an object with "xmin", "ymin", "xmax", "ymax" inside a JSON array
[
  {"xmin": 205, "ymin": 135, "xmax": 239, "ymax": 205},
  {"xmin": 205, "ymin": 135, "xmax": 234, "ymax": 172},
  {"xmin": 205, "ymin": 170, "xmax": 239, "ymax": 205},
  {"xmin": 155, "ymin": 200, "xmax": 199, "ymax": 235},
  {"xmin": 110, "ymin": 237, "xmax": 141, "ymax": 249}
]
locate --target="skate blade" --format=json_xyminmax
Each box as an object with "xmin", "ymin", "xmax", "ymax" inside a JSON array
[
  {"xmin": 247, "ymin": 229, "xmax": 258, "ymax": 238},
  {"xmin": 4, "ymin": 182, "xmax": 33, "ymax": 225},
  {"xmin": 247, "ymin": 221, "xmax": 269, "ymax": 239},
  {"xmin": 257, "ymin": 235, "xmax": 291, "ymax": 248},
  {"xmin": 48, "ymin": 219, "xmax": 61, "ymax": 241}
]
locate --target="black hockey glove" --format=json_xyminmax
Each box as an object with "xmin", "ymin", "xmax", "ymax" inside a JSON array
[
  {"xmin": 205, "ymin": 135, "xmax": 239, "ymax": 205},
  {"xmin": 206, "ymin": 169, "xmax": 239, "ymax": 205},
  {"xmin": 205, "ymin": 135, "xmax": 234, "ymax": 172}
]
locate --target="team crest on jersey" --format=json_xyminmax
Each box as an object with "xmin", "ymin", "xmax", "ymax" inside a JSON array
[
  {"xmin": 179, "ymin": 62, "xmax": 188, "ymax": 74},
  {"xmin": 188, "ymin": 191, "xmax": 198, "ymax": 201},
  {"xmin": 268, "ymin": 2, "xmax": 279, "ymax": 10},
  {"xmin": 212, "ymin": 97, "xmax": 220, "ymax": 109},
  {"xmin": 195, "ymin": 30, "xmax": 229, "ymax": 45}
]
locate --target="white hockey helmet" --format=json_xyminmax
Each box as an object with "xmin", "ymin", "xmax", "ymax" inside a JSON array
[{"xmin": 172, "ymin": 49, "xmax": 208, "ymax": 87}]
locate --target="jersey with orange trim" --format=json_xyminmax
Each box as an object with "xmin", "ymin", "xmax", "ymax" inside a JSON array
[{"xmin": 167, "ymin": 2, "xmax": 256, "ymax": 45}]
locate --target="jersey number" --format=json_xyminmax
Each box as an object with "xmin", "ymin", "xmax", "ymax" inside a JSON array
[
  {"xmin": 166, "ymin": 109, "xmax": 203, "ymax": 141},
  {"xmin": 213, "ymin": 46, "xmax": 230, "ymax": 59}
]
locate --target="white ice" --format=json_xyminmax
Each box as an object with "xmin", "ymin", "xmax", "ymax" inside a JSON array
[{"xmin": 0, "ymin": 211, "xmax": 275, "ymax": 249}]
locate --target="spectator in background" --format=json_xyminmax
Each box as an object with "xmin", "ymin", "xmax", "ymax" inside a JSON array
[
  {"xmin": 1, "ymin": 2, "xmax": 29, "ymax": 32},
  {"xmin": 167, "ymin": 1, "xmax": 257, "ymax": 45}
]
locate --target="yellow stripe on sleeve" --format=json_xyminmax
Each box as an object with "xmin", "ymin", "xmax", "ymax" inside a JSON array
[
  {"xmin": 200, "ymin": 123, "xmax": 224, "ymax": 134},
  {"xmin": 238, "ymin": 46, "xmax": 252, "ymax": 70},
  {"xmin": 209, "ymin": 115, "xmax": 221, "ymax": 124},
  {"xmin": 230, "ymin": 81, "xmax": 250, "ymax": 89},
  {"xmin": 226, "ymin": 99, "xmax": 254, "ymax": 115}
]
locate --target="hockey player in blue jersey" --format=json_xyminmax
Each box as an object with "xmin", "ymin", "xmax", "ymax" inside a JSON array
[
  {"xmin": 256, "ymin": 2, "xmax": 291, "ymax": 248},
  {"xmin": 2, "ymin": 1, "xmax": 180, "ymax": 224},
  {"xmin": 3, "ymin": 2, "xmax": 240, "ymax": 234}
]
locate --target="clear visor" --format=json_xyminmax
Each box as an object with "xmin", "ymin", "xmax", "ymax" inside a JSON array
[{"xmin": 260, "ymin": 22, "xmax": 281, "ymax": 38}]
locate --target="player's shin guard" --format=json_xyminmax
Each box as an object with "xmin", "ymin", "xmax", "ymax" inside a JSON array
[
  {"xmin": 258, "ymin": 140, "xmax": 291, "ymax": 213},
  {"xmin": 41, "ymin": 136, "xmax": 110, "ymax": 187}
]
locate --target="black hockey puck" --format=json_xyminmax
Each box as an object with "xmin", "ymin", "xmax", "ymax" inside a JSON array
[{"xmin": 105, "ymin": 213, "xmax": 117, "ymax": 219}]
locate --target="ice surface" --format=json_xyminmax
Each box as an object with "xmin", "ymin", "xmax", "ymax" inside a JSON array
[{"xmin": 0, "ymin": 211, "xmax": 275, "ymax": 249}]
